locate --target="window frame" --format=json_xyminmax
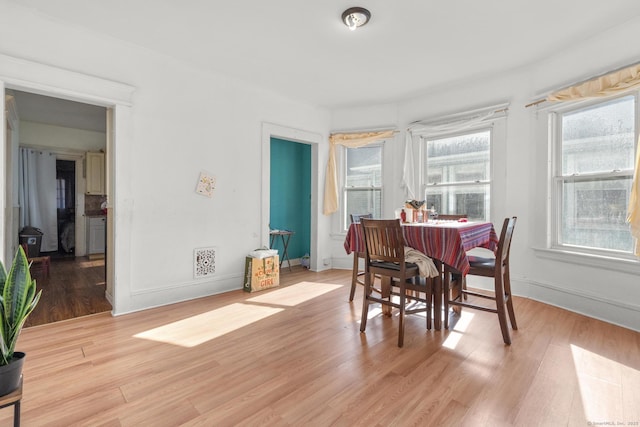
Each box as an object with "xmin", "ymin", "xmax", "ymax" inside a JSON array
[
  {"xmin": 548, "ymin": 92, "xmax": 639, "ymax": 258},
  {"xmin": 420, "ymin": 126, "xmax": 494, "ymax": 222},
  {"xmin": 341, "ymin": 142, "xmax": 385, "ymax": 232}
]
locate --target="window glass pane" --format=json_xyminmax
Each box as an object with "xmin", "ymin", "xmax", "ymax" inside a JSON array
[
  {"xmin": 561, "ymin": 177, "xmax": 633, "ymax": 252},
  {"xmin": 346, "ymin": 189, "xmax": 381, "ymax": 221},
  {"xmin": 426, "ymin": 130, "xmax": 490, "ymax": 184},
  {"xmin": 426, "ymin": 183, "xmax": 489, "ymax": 221},
  {"xmin": 346, "ymin": 146, "xmax": 381, "ymax": 187},
  {"xmin": 344, "ymin": 145, "xmax": 383, "ymax": 229},
  {"xmin": 562, "ymin": 96, "xmax": 635, "ymax": 175}
]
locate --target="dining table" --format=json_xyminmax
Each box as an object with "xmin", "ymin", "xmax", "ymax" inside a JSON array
[{"xmin": 344, "ymin": 219, "xmax": 498, "ymax": 330}]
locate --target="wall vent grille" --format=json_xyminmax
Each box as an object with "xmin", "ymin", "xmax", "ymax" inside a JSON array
[{"xmin": 194, "ymin": 247, "xmax": 216, "ymax": 278}]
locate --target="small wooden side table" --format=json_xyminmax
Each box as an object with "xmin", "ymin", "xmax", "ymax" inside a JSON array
[{"xmin": 0, "ymin": 376, "xmax": 22, "ymax": 427}]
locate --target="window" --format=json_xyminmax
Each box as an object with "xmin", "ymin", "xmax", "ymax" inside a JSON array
[
  {"xmin": 423, "ymin": 130, "xmax": 491, "ymax": 221},
  {"xmin": 553, "ymin": 95, "xmax": 637, "ymax": 254},
  {"xmin": 343, "ymin": 144, "xmax": 383, "ymax": 230}
]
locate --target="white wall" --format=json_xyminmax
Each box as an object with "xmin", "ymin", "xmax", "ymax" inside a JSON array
[
  {"xmin": 0, "ymin": 2, "xmax": 331, "ymax": 315},
  {"xmin": 330, "ymin": 16, "xmax": 640, "ymax": 331}
]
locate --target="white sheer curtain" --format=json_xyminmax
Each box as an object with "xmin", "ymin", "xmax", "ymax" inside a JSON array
[
  {"xmin": 403, "ymin": 103, "xmax": 509, "ymax": 200},
  {"xmin": 18, "ymin": 148, "xmax": 58, "ymax": 252},
  {"xmin": 401, "ymin": 133, "xmax": 417, "ymax": 200}
]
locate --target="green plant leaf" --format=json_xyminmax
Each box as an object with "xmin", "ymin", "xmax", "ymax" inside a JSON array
[{"xmin": 0, "ymin": 246, "xmax": 40, "ymax": 365}]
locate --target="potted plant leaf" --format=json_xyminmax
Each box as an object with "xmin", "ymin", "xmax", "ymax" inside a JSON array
[{"xmin": 0, "ymin": 246, "xmax": 41, "ymax": 396}]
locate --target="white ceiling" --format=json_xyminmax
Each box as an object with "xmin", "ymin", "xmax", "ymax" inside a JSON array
[
  {"xmin": 9, "ymin": 90, "xmax": 107, "ymax": 133},
  {"xmin": 8, "ymin": 0, "xmax": 640, "ymax": 127}
]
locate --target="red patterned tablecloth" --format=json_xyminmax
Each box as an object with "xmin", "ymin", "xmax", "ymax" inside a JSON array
[{"xmin": 344, "ymin": 220, "xmax": 498, "ymax": 275}]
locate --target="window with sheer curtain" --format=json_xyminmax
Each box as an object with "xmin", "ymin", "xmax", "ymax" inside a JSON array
[
  {"xmin": 552, "ymin": 94, "xmax": 637, "ymax": 254},
  {"xmin": 422, "ymin": 129, "xmax": 491, "ymax": 221}
]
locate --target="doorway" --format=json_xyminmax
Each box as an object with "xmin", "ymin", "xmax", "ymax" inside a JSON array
[
  {"xmin": 261, "ymin": 123, "xmax": 321, "ymax": 271},
  {"xmin": 56, "ymin": 159, "xmax": 76, "ymax": 257},
  {"xmin": 8, "ymin": 90, "xmax": 111, "ymax": 326},
  {"xmin": 269, "ymin": 137, "xmax": 311, "ymax": 267}
]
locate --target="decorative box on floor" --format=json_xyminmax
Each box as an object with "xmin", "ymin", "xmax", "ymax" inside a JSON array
[{"xmin": 243, "ymin": 250, "xmax": 280, "ymax": 293}]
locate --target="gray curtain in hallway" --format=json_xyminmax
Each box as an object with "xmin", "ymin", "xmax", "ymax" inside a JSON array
[{"xmin": 18, "ymin": 147, "xmax": 58, "ymax": 252}]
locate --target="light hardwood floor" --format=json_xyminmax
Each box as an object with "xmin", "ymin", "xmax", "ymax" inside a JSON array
[{"xmin": 4, "ymin": 268, "xmax": 639, "ymax": 426}]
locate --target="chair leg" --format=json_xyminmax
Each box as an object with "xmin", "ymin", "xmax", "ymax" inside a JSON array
[
  {"xmin": 461, "ymin": 274, "xmax": 468, "ymax": 300},
  {"xmin": 398, "ymin": 281, "xmax": 406, "ymax": 347},
  {"xmin": 359, "ymin": 270, "xmax": 372, "ymax": 333},
  {"xmin": 494, "ymin": 276, "xmax": 511, "ymax": 345},
  {"xmin": 349, "ymin": 253, "xmax": 359, "ymax": 302},
  {"xmin": 426, "ymin": 277, "xmax": 433, "ymax": 330},
  {"xmin": 443, "ymin": 271, "xmax": 449, "ymax": 330},
  {"xmin": 504, "ymin": 268, "xmax": 518, "ymax": 330}
]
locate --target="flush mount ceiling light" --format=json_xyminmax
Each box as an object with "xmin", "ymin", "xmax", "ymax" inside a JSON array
[{"xmin": 342, "ymin": 7, "xmax": 371, "ymax": 31}]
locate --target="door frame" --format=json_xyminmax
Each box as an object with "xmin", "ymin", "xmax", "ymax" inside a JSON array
[
  {"xmin": 0, "ymin": 53, "xmax": 134, "ymax": 314},
  {"xmin": 261, "ymin": 122, "xmax": 321, "ymax": 271}
]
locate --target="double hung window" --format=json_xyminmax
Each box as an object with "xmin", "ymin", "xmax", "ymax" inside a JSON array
[
  {"xmin": 343, "ymin": 144, "xmax": 383, "ymax": 230},
  {"xmin": 552, "ymin": 94, "xmax": 637, "ymax": 254},
  {"xmin": 423, "ymin": 130, "xmax": 491, "ymax": 221}
]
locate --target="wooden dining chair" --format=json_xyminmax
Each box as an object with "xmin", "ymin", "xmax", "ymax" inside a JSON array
[
  {"xmin": 20, "ymin": 243, "xmax": 50, "ymax": 279},
  {"xmin": 359, "ymin": 218, "xmax": 433, "ymax": 347},
  {"xmin": 443, "ymin": 217, "xmax": 518, "ymax": 344},
  {"xmin": 348, "ymin": 213, "xmax": 374, "ymax": 301}
]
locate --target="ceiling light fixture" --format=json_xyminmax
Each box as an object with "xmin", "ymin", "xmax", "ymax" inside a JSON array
[{"xmin": 342, "ymin": 7, "xmax": 371, "ymax": 31}]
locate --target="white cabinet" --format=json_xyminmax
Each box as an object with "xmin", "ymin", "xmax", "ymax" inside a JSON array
[
  {"xmin": 87, "ymin": 216, "xmax": 106, "ymax": 254},
  {"xmin": 86, "ymin": 152, "xmax": 105, "ymax": 195}
]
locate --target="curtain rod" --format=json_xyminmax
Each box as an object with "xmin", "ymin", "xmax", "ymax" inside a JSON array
[
  {"xmin": 409, "ymin": 103, "xmax": 509, "ymax": 127},
  {"xmin": 525, "ymin": 60, "xmax": 640, "ymax": 108},
  {"xmin": 329, "ymin": 127, "xmax": 398, "ymax": 135}
]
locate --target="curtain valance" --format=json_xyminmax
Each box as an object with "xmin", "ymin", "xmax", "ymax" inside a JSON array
[
  {"xmin": 547, "ymin": 63, "xmax": 640, "ymax": 102},
  {"xmin": 323, "ymin": 130, "xmax": 396, "ymax": 215}
]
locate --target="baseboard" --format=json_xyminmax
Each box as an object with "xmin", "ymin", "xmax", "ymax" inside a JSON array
[{"xmin": 511, "ymin": 276, "xmax": 640, "ymax": 333}]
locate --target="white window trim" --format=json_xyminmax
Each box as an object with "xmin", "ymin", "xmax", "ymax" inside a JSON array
[{"xmin": 544, "ymin": 92, "xmax": 640, "ymax": 260}]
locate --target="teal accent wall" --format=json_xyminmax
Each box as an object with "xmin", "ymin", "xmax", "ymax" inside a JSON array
[{"xmin": 270, "ymin": 138, "xmax": 311, "ymax": 261}]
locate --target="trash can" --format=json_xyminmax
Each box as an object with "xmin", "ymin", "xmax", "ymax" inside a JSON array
[{"xmin": 19, "ymin": 226, "xmax": 44, "ymax": 257}]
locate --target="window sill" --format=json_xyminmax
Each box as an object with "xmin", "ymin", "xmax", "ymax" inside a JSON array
[{"xmin": 533, "ymin": 247, "xmax": 640, "ymax": 275}]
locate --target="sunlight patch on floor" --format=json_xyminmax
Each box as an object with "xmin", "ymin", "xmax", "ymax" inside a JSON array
[
  {"xmin": 571, "ymin": 344, "xmax": 640, "ymax": 423},
  {"xmin": 442, "ymin": 311, "xmax": 475, "ymax": 349},
  {"xmin": 247, "ymin": 281, "xmax": 341, "ymax": 306},
  {"xmin": 134, "ymin": 303, "xmax": 283, "ymax": 347}
]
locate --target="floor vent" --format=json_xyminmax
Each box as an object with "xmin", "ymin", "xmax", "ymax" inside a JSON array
[{"xmin": 194, "ymin": 247, "xmax": 216, "ymax": 278}]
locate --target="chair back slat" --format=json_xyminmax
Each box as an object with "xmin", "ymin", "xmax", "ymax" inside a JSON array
[
  {"xmin": 361, "ymin": 219, "xmax": 405, "ymax": 264},
  {"xmin": 495, "ymin": 216, "xmax": 517, "ymax": 272},
  {"xmin": 350, "ymin": 213, "xmax": 373, "ymax": 224}
]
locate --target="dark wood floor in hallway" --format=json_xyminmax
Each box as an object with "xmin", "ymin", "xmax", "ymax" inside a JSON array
[{"xmin": 24, "ymin": 255, "xmax": 112, "ymax": 327}]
